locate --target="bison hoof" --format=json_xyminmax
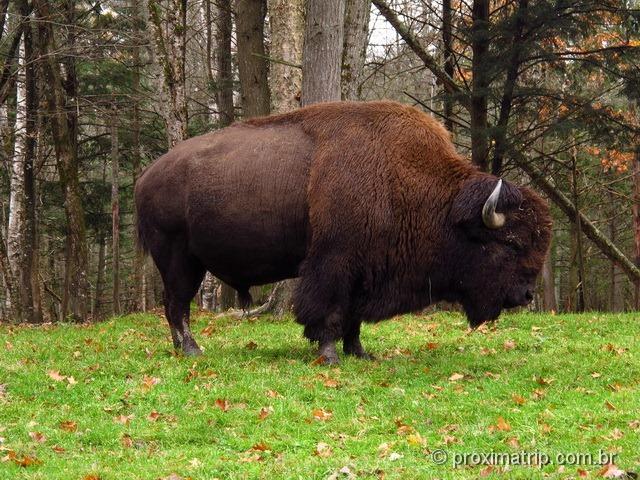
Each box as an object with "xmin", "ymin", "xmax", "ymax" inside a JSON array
[
  {"xmin": 344, "ymin": 348, "xmax": 376, "ymax": 361},
  {"xmin": 182, "ymin": 343, "xmax": 203, "ymax": 357},
  {"xmin": 318, "ymin": 341, "xmax": 340, "ymax": 365}
]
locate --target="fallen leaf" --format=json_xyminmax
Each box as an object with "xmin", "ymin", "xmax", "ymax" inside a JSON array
[
  {"xmin": 314, "ymin": 442, "xmax": 333, "ymax": 458},
  {"xmin": 496, "ymin": 417, "xmax": 511, "ymax": 432},
  {"xmin": 503, "ymin": 339, "xmax": 516, "ymax": 350},
  {"xmin": 115, "ymin": 414, "xmax": 133, "ymax": 425},
  {"xmin": 389, "ymin": 452, "xmax": 403, "ymax": 461},
  {"xmin": 250, "ymin": 442, "xmax": 270, "ymax": 452},
  {"xmin": 535, "ymin": 376, "xmax": 553, "ymax": 386},
  {"xmin": 378, "ymin": 442, "xmax": 393, "ymax": 458},
  {"xmin": 512, "ymin": 394, "xmax": 526, "ymax": 406},
  {"xmin": 605, "ymin": 400, "xmax": 617, "ymax": 411},
  {"xmin": 407, "ymin": 433, "xmax": 425, "ymax": 446},
  {"xmin": 591, "ymin": 372, "xmax": 602, "ymax": 378},
  {"xmin": 577, "ymin": 468, "xmax": 588, "ymax": 477},
  {"xmin": 540, "ymin": 423, "xmax": 553, "ymax": 434},
  {"xmin": 265, "ymin": 390, "xmax": 280, "ymax": 398},
  {"xmin": 628, "ymin": 420, "xmax": 640, "ymax": 430},
  {"xmin": 323, "ymin": 378, "xmax": 339, "ymax": 388},
  {"xmin": 311, "ymin": 408, "xmax": 333, "ymax": 421},
  {"xmin": 607, "ymin": 428, "xmax": 624, "ymax": 440},
  {"xmin": 258, "ymin": 406, "xmax": 273, "ymax": 421},
  {"xmin": 51, "ymin": 445, "xmax": 65, "ymax": 453},
  {"xmin": 147, "ymin": 410, "xmax": 161, "ymax": 422},
  {"xmin": 48, "ymin": 370, "xmax": 66, "ymax": 382},
  {"xmin": 480, "ymin": 465, "xmax": 494, "ymax": 477},
  {"xmin": 425, "ymin": 342, "xmax": 438, "ymax": 350},
  {"xmin": 449, "ymin": 373, "xmax": 464, "ymax": 382},
  {"xmin": 141, "ymin": 376, "xmax": 160, "ymax": 392},
  {"xmin": 215, "ymin": 399, "xmax": 231, "ymax": 412},
  {"xmin": 28, "ymin": 431, "xmax": 46, "ymax": 443},
  {"xmin": 532, "ymin": 389, "xmax": 546, "ymax": 400},
  {"xmin": 121, "ymin": 434, "xmax": 133, "ymax": 448},
  {"xmin": 506, "ymin": 436, "xmax": 520, "ymax": 448},
  {"xmin": 442, "ymin": 434, "xmax": 457, "ymax": 445},
  {"xmin": 59, "ymin": 420, "xmax": 77, "ymax": 432},
  {"xmin": 599, "ymin": 463, "xmax": 626, "ymax": 478},
  {"xmin": 245, "ymin": 341, "xmax": 258, "ymax": 350}
]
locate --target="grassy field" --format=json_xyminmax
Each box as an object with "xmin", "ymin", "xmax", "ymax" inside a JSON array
[{"xmin": 0, "ymin": 311, "xmax": 638, "ymax": 479}]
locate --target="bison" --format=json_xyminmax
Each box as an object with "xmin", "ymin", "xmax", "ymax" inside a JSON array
[{"xmin": 135, "ymin": 101, "xmax": 552, "ymax": 364}]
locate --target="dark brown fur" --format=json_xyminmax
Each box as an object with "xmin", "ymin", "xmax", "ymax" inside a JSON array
[{"xmin": 135, "ymin": 101, "xmax": 552, "ymax": 360}]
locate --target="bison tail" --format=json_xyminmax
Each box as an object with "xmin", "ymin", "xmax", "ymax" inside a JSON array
[{"xmin": 135, "ymin": 205, "xmax": 151, "ymax": 256}]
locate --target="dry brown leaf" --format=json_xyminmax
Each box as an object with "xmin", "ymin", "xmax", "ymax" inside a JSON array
[
  {"xmin": 628, "ymin": 419, "xmax": 640, "ymax": 430},
  {"xmin": 605, "ymin": 400, "xmax": 617, "ymax": 411},
  {"xmin": 599, "ymin": 463, "xmax": 626, "ymax": 478},
  {"xmin": 250, "ymin": 442, "xmax": 270, "ymax": 452},
  {"xmin": 28, "ymin": 431, "xmax": 46, "ymax": 443},
  {"xmin": 215, "ymin": 398, "xmax": 231, "ymax": 412},
  {"xmin": 512, "ymin": 394, "xmax": 526, "ymax": 406},
  {"xmin": 506, "ymin": 436, "xmax": 520, "ymax": 448},
  {"xmin": 48, "ymin": 370, "xmax": 66, "ymax": 382},
  {"xmin": 591, "ymin": 372, "xmax": 602, "ymax": 378},
  {"xmin": 425, "ymin": 342, "xmax": 438, "ymax": 350},
  {"xmin": 449, "ymin": 373, "xmax": 464, "ymax": 382},
  {"xmin": 115, "ymin": 414, "xmax": 133, "ymax": 425},
  {"xmin": 314, "ymin": 442, "xmax": 333, "ymax": 458},
  {"xmin": 121, "ymin": 434, "xmax": 133, "ymax": 448},
  {"xmin": 258, "ymin": 406, "xmax": 273, "ymax": 421},
  {"xmin": 323, "ymin": 378, "xmax": 339, "ymax": 388},
  {"xmin": 496, "ymin": 417, "xmax": 512, "ymax": 432},
  {"xmin": 51, "ymin": 445, "xmax": 65, "ymax": 454},
  {"xmin": 147, "ymin": 411, "xmax": 161, "ymax": 422},
  {"xmin": 141, "ymin": 376, "xmax": 160, "ymax": 392},
  {"xmin": 503, "ymin": 339, "xmax": 516, "ymax": 350},
  {"xmin": 265, "ymin": 390, "xmax": 280, "ymax": 398},
  {"xmin": 245, "ymin": 341, "xmax": 258, "ymax": 350},
  {"xmin": 59, "ymin": 420, "xmax": 77, "ymax": 432},
  {"xmin": 311, "ymin": 408, "xmax": 333, "ymax": 421}
]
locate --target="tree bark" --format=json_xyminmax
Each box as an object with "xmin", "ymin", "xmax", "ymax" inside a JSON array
[
  {"xmin": 268, "ymin": 0, "xmax": 304, "ymax": 112},
  {"xmin": 302, "ymin": 0, "xmax": 345, "ymax": 105},
  {"xmin": 341, "ymin": 0, "xmax": 370, "ymax": 100},
  {"xmin": 442, "ymin": 0, "xmax": 454, "ymax": 132},
  {"xmin": 34, "ymin": 0, "xmax": 89, "ymax": 321},
  {"xmin": 236, "ymin": 0, "xmax": 270, "ymax": 117},
  {"xmin": 216, "ymin": 0, "xmax": 235, "ymax": 125},
  {"xmin": 633, "ymin": 144, "xmax": 640, "ymax": 309},
  {"xmin": 131, "ymin": 0, "xmax": 145, "ymax": 311},
  {"xmin": 570, "ymin": 147, "xmax": 586, "ymax": 311},
  {"xmin": 541, "ymin": 254, "xmax": 557, "ymax": 312},
  {"xmin": 93, "ymin": 232, "xmax": 106, "ymax": 317},
  {"xmin": 148, "ymin": 0, "xmax": 188, "ymax": 146},
  {"xmin": 470, "ymin": 0, "xmax": 489, "ymax": 171},
  {"xmin": 110, "ymin": 104, "xmax": 120, "ymax": 315}
]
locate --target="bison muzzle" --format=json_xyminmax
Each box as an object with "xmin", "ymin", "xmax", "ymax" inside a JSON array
[{"xmin": 135, "ymin": 101, "xmax": 552, "ymax": 364}]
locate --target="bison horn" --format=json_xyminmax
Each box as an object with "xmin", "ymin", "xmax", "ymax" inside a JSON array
[{"xmin": 482, "ymin": 179, "xmax": 506, "ymax": 229}]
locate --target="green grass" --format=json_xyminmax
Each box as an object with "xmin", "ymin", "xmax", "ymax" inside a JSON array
[{"xmin": 0, "ymin": 311, "xmax": 638, "ymax": 479}]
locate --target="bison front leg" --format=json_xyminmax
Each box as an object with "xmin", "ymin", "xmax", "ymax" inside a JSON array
[{"xmin": 343, "ymin": 319, "xmax": 375, "ymax": 360}]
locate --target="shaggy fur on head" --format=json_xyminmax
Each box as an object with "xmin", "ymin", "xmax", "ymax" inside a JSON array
[{"xmin": 135, "ymin": 100, "xmax": 552, "ymax": 353}]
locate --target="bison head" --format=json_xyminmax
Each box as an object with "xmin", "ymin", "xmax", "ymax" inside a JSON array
[{"xmin": 449, "ymin": 176, "xmax": 552, "ymax": 327}]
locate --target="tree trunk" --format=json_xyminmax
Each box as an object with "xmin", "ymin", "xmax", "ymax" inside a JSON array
[
  {"xmin": 633, "ymin": 144, "xmax": 640, "ymax": 309},
  {"xmin": 34, "ymin": 0, "xmax": 89, "ymax": 321},
  {"xmin": 110, "ymin": 105, "xmax": 120, "ymax": 315},
  {"xmin": 6, "ymin": 35, "xmax": 26, "ymax": 320},
  {"xmin": 608, "ymin": 185, "xmax": 622, "ymax": 311},
  {"xmin": 268, "ymin": 0, "xmax": 304, "ymax": 112},
  {"xmin": 302, "ymin": 0, "xmax": 345, "ymax": 105},
  {"xmin": 470, "ymin": 0, "xmax": 489, "ymax": 171},
  {"xmin": 264, "ymin": 0, "xmax": 306, "ymax": 315},
  {"xmin": 148, "ymin": 0, "xmax": 188, "ymax": 146},
  {"xmin": 93, "ymin": 232, "xmax": 106, "ymax": 317},
  {"xmin": 131, "ymin": 0, "xmax": 145, "ymax": 311},
  {"xmin": 216, "ymin": 0, "xmax": 235, "ymax": 126},
  {"xmin": 541, "ymin": 254, "xmax": 557, "ymax": 312},
  {"xmin": 442, "ymin": 0, "xmax": 454, "ymax": 132},
  {"xmin": 570, "ymin": 148, "xmax": 585, "ymax": 312},
  {"xmin": 341, "ymin": 0, "xmax": 370, "ymax": 100},
  {"xmin": 236, "ymin": 0, "xmax": 270, "ymax": 117}
]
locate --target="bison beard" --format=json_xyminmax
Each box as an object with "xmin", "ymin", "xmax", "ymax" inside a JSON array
[{"xmin": 135, "ymin": 101, "xmax": 552, "ymax": 364}]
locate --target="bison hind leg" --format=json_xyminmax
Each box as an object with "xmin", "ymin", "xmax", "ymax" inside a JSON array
[{"xmin": 148, "ymin": 232, "xmax": 206, "ymax": 356}]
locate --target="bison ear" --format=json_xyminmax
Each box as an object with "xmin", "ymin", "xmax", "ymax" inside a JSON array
[{"xmin": 450, "ymin": 176, "xmax": 522, "ymax": 228}]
